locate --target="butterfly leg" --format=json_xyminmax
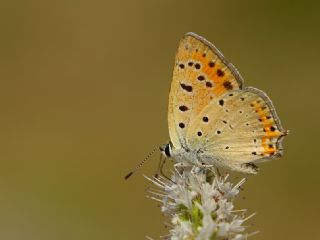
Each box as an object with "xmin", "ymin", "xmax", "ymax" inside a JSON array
[
  {"xmin": 191, "ymin": 166, "xmax": 201, "ymax": 174},
  {"xmin": 173, "ymin": 162, "xmax": 193, "ymax": 175},
  {"xmin": 154, "ymin": 154, "xmax": 173, "ymax": 182},
  {"xmin": 154, "ymin": 153, "xmax": 164, "ymax": 178},
  {"xmin": 209, "ymin": 166, "xmax": 221, "ymax": 177}
]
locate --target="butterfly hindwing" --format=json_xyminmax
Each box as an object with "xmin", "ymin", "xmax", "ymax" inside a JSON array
[
  {"xmin": 186, "ymin": 87, "xmax": 286, "ymax": 166},
  {"xmin": 168, "ymin": 33, "xmax": 244, "ymax": 149}
]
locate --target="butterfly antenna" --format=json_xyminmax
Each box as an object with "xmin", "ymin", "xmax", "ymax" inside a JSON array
[{"xmin": 124, "ymin": 147, "xmax": 157, "ymax": 180}]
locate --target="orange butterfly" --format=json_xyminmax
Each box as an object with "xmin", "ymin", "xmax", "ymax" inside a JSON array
[{"xmin": 160, "ymin": 33, "xmax": 287, "ymax": 174}]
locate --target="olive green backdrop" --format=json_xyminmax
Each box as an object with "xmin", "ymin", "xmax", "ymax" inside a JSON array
[{"xmin": 0, "ymin": 0, "xmax": 319, "ymax": 239}]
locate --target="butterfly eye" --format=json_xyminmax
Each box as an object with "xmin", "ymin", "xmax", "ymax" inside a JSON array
[
  {"xmin": 164, "ymin": 144, "xmax": 171, "ymax": 157},
  {"xmin": 160, "ymin": 143, "xmax": 171, "ymax": 157}
]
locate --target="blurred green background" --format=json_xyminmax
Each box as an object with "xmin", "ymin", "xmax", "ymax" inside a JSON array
[{"xmin": 0, "ymin": 0, "xmax": 319, "ymax": 239}]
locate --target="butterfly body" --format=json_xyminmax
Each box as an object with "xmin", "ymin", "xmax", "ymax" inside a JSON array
[
  {"xmin": 161, "ymin": 141, "xmax": 259, "ymax": 174},
  {"xmin": 161, "ymin": 33, "xmax": 287, "ymax": 174}
]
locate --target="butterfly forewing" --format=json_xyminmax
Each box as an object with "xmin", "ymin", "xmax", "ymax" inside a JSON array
[
  {"xmin": 186, "ymin": 87, "xmax": 286, "ymax": 163},
  {"xmin": 168, "ymin": 33, "xmax": 244, "ymax": 149}
]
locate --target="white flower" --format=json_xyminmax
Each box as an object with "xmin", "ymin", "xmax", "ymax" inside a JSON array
[{"xmin": 146, "ymin": 170, "xmax": 255, "ymax": 240}]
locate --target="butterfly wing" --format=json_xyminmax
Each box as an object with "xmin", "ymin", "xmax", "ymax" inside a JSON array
[
  {"xmin": 186, "ymin": 87, "xmax": 286, "ymax": 171},
  {"xmin": 168, "ymin": 32, "xmax": 244, "ymax": 150}
]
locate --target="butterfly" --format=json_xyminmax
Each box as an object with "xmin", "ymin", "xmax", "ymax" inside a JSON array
[{"xmin": 160, "ymin": 32, "xmax": 287, "ymax": 174}]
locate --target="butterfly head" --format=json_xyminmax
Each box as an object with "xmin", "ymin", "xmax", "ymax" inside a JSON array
[{"xmin": 160, "ymin": 142, "xmax": 173, "ymax": 158}]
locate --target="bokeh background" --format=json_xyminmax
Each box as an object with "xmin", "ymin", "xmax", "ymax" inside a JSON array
[{"xmin": 0, "ymin": 0, "xmax": 319, "ymax": 239}]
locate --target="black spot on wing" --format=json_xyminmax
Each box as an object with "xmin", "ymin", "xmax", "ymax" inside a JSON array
[
  {"xmin": 223, "ymin": 81, "xmax": 233, "ymax": 90},
  {"xmin": 180, "ymin": 83, "xmax": 193, "ymax": 92},
  {"xmin": 217, "ymin": 69, "xmax": 224, "ymax": 77},
  {"xmin": 206, "ymin": 82, "xmax": 213, "ymax": 88},
  {"xmin": 202, "ymin": 116, "xmax": 209, "ymax": 122},
  {"xmin": 179, "ymin": 105, "xmax": 189, "ymax": 112},
  {"xmin": 195, "ymin": 63, "xmax": 201, "ymax": 69},
  {"xmin": 197, "ymin": 75, "xmax": 205, "ymax": 81}
]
